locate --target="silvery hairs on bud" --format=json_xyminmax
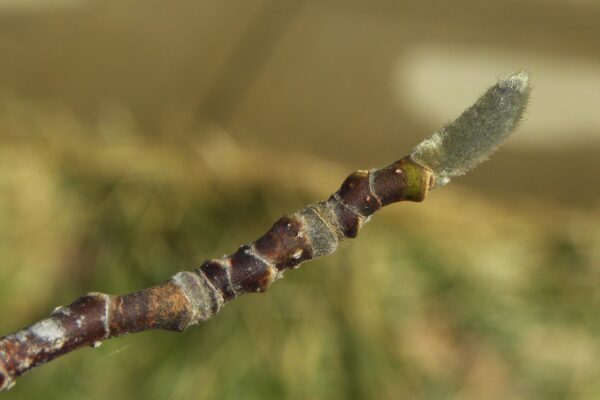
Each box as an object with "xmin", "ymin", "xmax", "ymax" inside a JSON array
[{"xmin": 411, "ymin": 70, "xmax": 531, "ymax": 187}]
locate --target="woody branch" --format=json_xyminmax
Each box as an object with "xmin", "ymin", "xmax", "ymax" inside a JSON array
[{"xmin": 0, "ymin": 156, "xmax": 432, "ymax": 392}]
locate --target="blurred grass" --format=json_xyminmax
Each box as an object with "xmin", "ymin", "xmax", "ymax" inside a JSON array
[{"xmin": 1, "ymin": 99, "xmax": 600, "ymax": 400}]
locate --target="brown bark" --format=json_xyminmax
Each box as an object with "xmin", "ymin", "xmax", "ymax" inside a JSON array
[{"xmin": 0, "ymin": 156, "xmax": 432, "ymax": 391}]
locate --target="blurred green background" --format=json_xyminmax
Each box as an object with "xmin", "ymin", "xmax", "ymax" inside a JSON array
[{"xmin": 1, "ymin": 0, "xmax": 599, "ymax": 399}]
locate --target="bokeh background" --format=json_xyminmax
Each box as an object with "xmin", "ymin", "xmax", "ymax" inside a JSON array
[{"xmin": 1, "ymin": 0, "xmax": 599, "ymax": 399}]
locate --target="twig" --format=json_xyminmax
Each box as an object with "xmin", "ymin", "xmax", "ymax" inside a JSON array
[
  {"xmin": 0, "ymin": 158, "xmax": 431, "ymax": 392},
  {"xmin": 0, "ymin": 71, "xmax": 530, "ymax": 392}
]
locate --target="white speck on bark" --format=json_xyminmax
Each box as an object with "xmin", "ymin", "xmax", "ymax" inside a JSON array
[{"xmin": 29, "ymin": 319, "xmax": 65, "ymax": 343}]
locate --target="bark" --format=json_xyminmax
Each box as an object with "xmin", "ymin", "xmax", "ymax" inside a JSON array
[{"xmin": 0, "ymin": 156, "xmax": 432, "ymax": 391}]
